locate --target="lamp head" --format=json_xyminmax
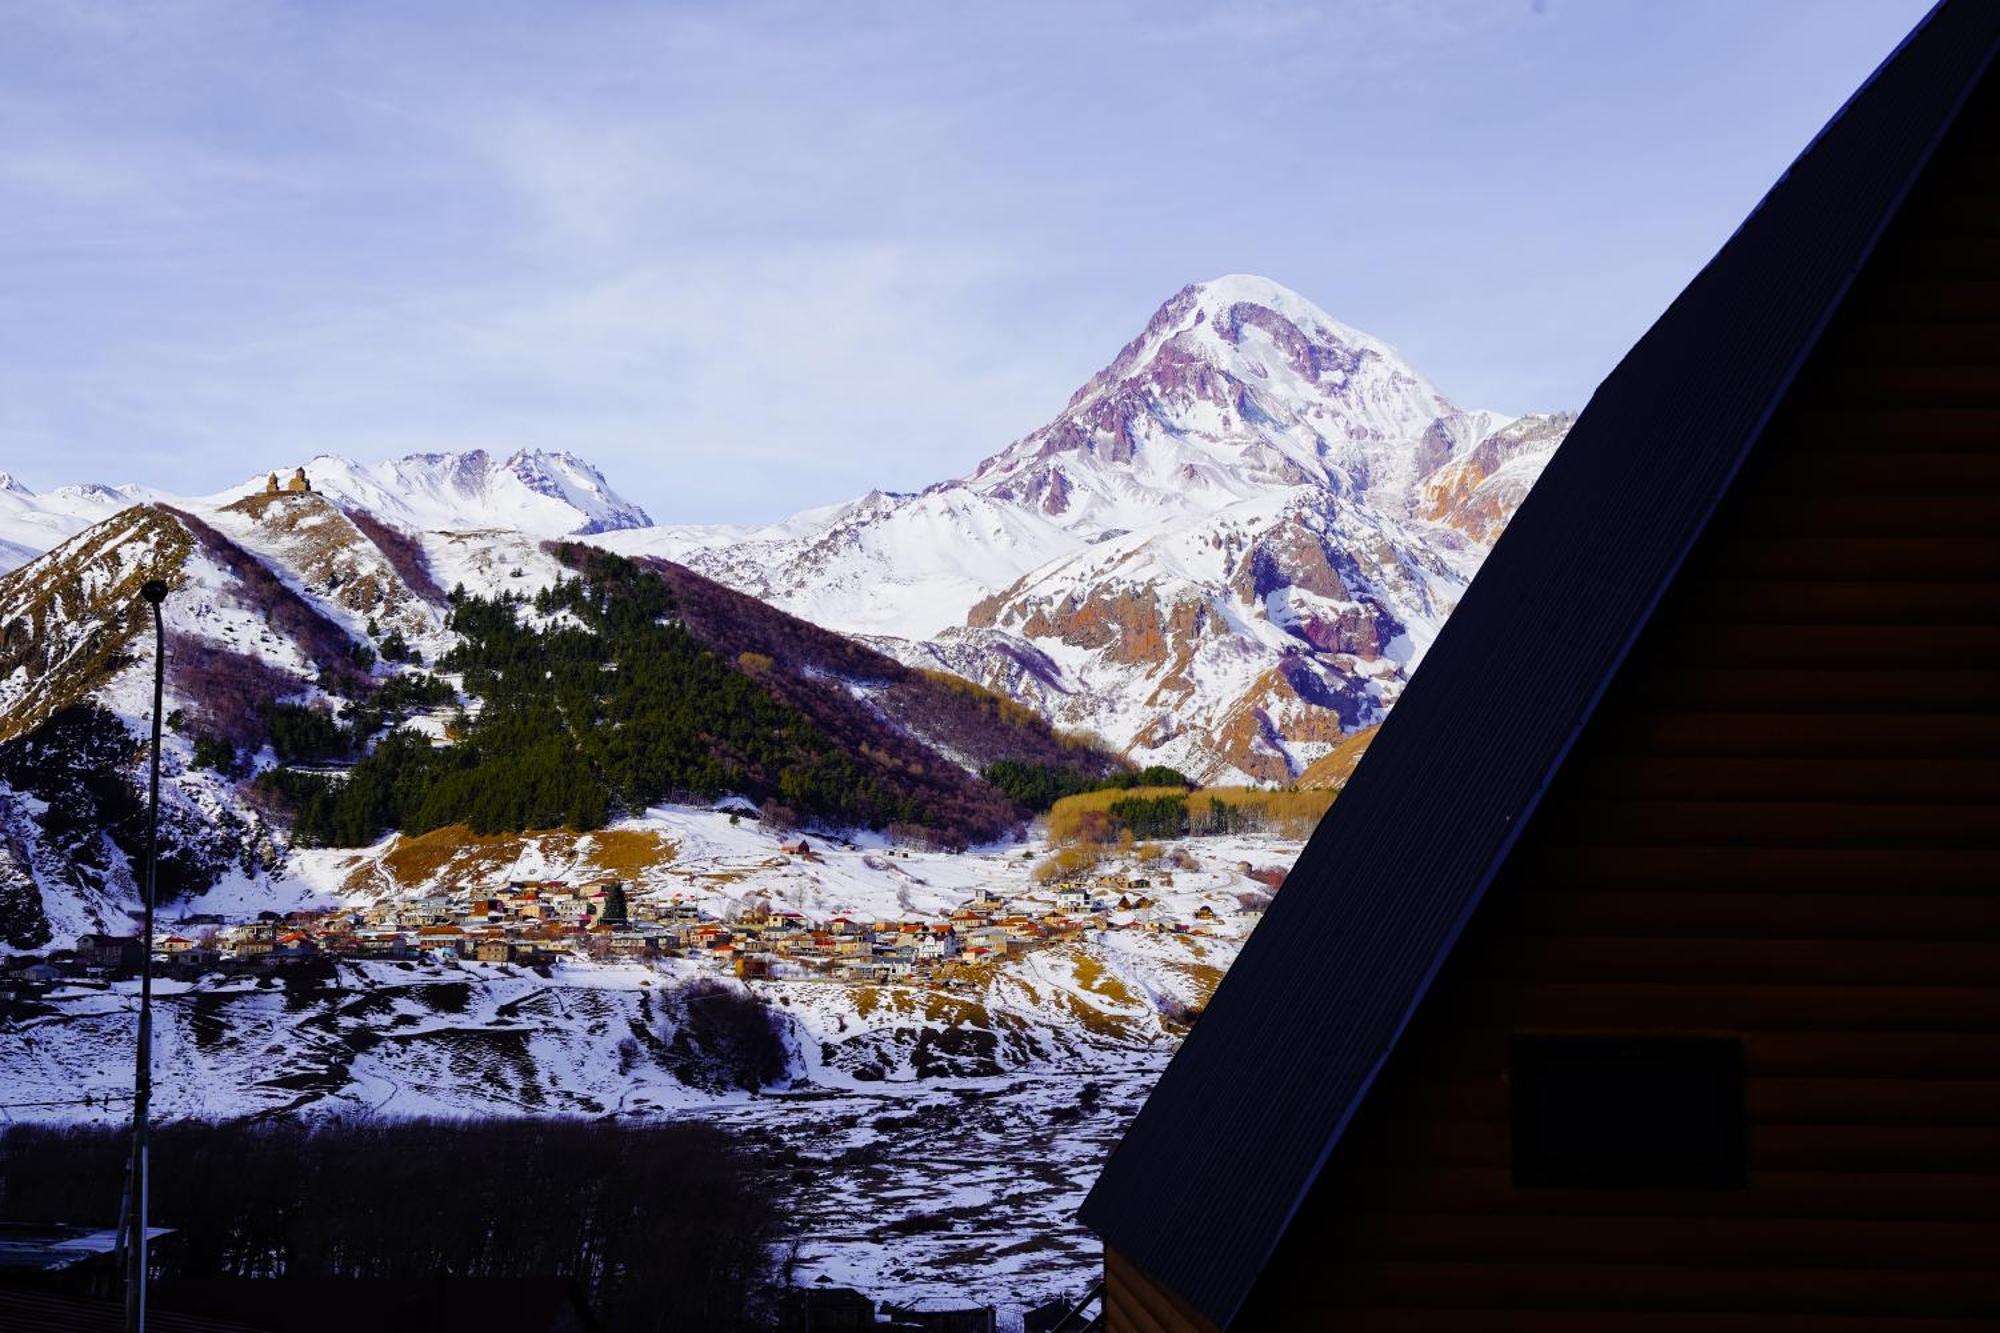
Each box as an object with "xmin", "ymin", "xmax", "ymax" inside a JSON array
[{"xmin": 140, "ymin": 580, "xmax": 169, "ymax": 606}]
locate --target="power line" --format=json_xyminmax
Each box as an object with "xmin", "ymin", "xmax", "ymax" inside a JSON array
[{"xmin": 0, "ymin": 1094, "xmax": 137, "ymax": 1109}]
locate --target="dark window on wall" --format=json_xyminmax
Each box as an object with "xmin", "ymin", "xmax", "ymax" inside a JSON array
[{"xmin": 1510, "ymin": 1035, "xmax": 1745, "ymax": 1188}]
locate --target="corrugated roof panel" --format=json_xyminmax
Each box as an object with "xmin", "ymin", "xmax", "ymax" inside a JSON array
[{"xmin": 1078, "ymin": 2, "xmax": 2000, "ymax": 1324}]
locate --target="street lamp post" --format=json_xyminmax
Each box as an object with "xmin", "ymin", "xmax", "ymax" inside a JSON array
[{"xmin": 123, "ymin": 578, "xmax": 169, "ymax": 1333}]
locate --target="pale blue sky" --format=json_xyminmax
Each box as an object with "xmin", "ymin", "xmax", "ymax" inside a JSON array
[{"xmin": 0, "ymin": 0, "xmax": 1938, "ymax": 524}]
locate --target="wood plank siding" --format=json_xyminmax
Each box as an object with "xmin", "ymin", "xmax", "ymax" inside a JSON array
[
  {"xmin": 1218, "ymin": 64, "xmax": 2000, "ymax": 1332},
  {"xmin": 1105, "ymin": 49, "xmax": 2000, "ymax": 1333},
  {"xmin": 1107, "ymin": 1248, "xmax": 1221, "ymax": 1333}
]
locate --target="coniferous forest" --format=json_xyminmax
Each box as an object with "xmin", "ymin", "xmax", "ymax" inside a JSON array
[{"xmin": 266, "ymin": 548, "xmax": 917, "ymax": 846}]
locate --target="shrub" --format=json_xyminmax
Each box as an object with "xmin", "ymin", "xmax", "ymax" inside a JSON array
[
  {"xmin": 1108, "ymin": 794, "xmax": 1188, "ymax": 840},
  {"xmin": 981, "ymin": 759, "xmax": 1195, "ymax": 813},
  {"xmin": 170, "ymin": 508, "xmax": 360, "ymax": 684},
  {"xmin": 343, "ymin": 505, "xmax": 446, "ymax": 602},
  {"xmin": 1032, "ymin": 845, "xmax": 1100, "ymax": 883},
  {"xmin": 166, "ymin": 637, "xmax": 312, "ymax": 753},
  {"xmin": 1047, "ymin": 786, "xmax": 1191, "ymax": 845},
  {"xmin": 662, "ymin": 980, "xmax": 792, "ymax": 1092},
  {"xmin": 914, "ymin": 667, "xmax": 1043, "ymax": 731},
  {"xmin": 262, "ymin": 702, "xmax": 351, "ymax": 763},
  {"xmin": 191, "ymin": 734, "xmax": 239, "ymax": 776},
  {"xmin": 377, "ymin": 628, "xmax": 418, "ymax": 664},
  {"xmin": 1046, "ymin": 784, "xmax": 1334, "ymax": 844}
]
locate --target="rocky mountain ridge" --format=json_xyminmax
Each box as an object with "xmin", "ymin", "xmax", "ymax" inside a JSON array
[
  {"xmin": 0, "ymin": 479, "xmax": 1105, "ymax": 950},
  {"xmin": 0, "ymin": 447, "xmax": 652, "ymax": 578},
  {"xmin": 606, "ymin": 275, "xmax": 1571, "ymax": 781},
  {"xmin": 0, "ymin": 275, "xmax": 1568, "ymax": 943}
]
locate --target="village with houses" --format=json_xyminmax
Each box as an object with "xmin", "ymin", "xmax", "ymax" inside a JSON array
[
  {"xmin": 0, "ymin": 806, "xmax": 1305, "ymax": 1319},
  {"xmin": 2, "ymin": 806, "xmax": 1289, "ymax": 1006}
]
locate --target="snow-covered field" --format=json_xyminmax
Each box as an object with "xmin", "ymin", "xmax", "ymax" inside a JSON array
[{"xmin": 2, "ymin": 808, "xmax": 1302, "ymax": 1321}]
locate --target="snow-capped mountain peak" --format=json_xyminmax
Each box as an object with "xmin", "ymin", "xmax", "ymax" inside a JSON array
[
  {"xmin": 0, "ymin": 474, "xmax": 146, "ymax": 573},
  {"xmin": 230, "ymin": 448, "xmax": 654, "ymax": 539},
  {"xmin": 0, "ymin": 275, "xmax": 1562, "ymax": 785},
  {"xmin": 606, "ymin": 275, "xmax": 1572, "ymax": 781},
  {"xmin": 966, "ymin": 275, "xmax": 1474, "ymax": 534},
  {"xmin": 497, "ymin": 448, "xmax": 649, "ymax": 530},
  {"xmin": 1079, "ymin": 274, "xmax": 1434, "ymax": 415}
]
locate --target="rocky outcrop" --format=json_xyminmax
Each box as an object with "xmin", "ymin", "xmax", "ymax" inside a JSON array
[
  {"xmin": 0, "ymin": 822, "xmax": 50, "ymax": 950},
  {"xmin": 1417, "ymin": 411, "xmax": 1574, "ymax": 541}
]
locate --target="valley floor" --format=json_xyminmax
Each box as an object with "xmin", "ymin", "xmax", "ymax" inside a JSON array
[{"xmin": 1, "ymin": 807, "xmax": 1306, "ymax": 1323}]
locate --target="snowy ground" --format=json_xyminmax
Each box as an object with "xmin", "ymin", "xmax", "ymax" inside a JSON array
[
  {"xmin": 724, "ymin": 1058, "xmax": 1160, "ymax": 1321},
  {"xmin": 3, "ymin": 810, "xmax": 1302, "ymax": 1322}
]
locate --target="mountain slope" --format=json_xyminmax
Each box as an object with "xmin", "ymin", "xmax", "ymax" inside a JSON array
[
  {"xmin": 0, "ymin": 501, "xmax": 362, "ymax": 945},
  {"xmin": 604, "ymin": 276, "xmax": 1570, "ymax": 780},
  {"xmin": 0, "ymin": 487, "xmax": 1122, "ymax": 947}
]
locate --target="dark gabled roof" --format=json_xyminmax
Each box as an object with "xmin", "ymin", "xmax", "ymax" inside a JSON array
[{"xmin": 1078, "ymin": 3, "xmax": 2000, "ymax": 1326}]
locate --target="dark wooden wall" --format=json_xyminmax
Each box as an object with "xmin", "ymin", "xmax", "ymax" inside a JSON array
[
  {"xmin": 1103, "ymin": 58, "xmax": 2000, "ymax": 1333},
  {"xmin": 1106, "ymin": 1248, "xmax": 1220, "ymax": 1333},
  {"xmin": 1217, "ymin": 67, "xmax": 2000, "ymax": 1333}
]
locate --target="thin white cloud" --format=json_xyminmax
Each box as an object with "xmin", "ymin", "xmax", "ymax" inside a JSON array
[{"xmin": 0, "ymin": 0, "xmax": 1941, "ymax": 523}]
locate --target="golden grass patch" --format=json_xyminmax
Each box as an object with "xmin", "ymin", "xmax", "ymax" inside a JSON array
[
  {"xmin": 1166, "ymin": 960, "xmax": 1227, "ymax": 1008},
  {"xmin": 1061, "ymin": 992, "xmax": 1135, "ymax": 1039},
  {"xmin": 582, "ymin": 829, "xmax": 676, "ymax": 879},
  {"xmin": 374, "ymin": 823, "xmax": 673, "ymax": 890},
  {"xmin": 378, "ymin": 825, "xmax": 555, "ymax": 888},
  {"xmin": 922, "ymin": 993, "xmax": 992, "ymax": 1027},
  {"xmin": 1046, "ymin": 783, "xmax": 1336, "ymax": 845},
  {"xmin": 1070, "ymin": 951, "xmax": 1137, "ymax": 1007},
  {"xmin": 1297, "ymin": 724, "xmax": 1381, "ymax": 790}
]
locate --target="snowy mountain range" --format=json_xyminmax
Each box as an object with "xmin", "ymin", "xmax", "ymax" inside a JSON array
[
  {"xmin": 0, "ymin": 471, "xmax": 145, "ymax": 572},
  {"xmin": 605, "ymin": 275, "xmax": 1570, "ymax": 781},
  {"xmin": 0, "ymin": 448, "xmax": 650, "ymax": 576},
  {"xmin": 0, "ymin": 275, "xmax": 1566, "ymax": 945},
  {"xmin": 285, "ymin": 448, "xmax": 654, "ymax": 538},
  {"xmin": 0, "ymin": 462, "xmax": 1101, "ymax": 948},
  {"xmin": 0, "ymin": 278, "xmax": 1567, "ymax": 1316}
]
